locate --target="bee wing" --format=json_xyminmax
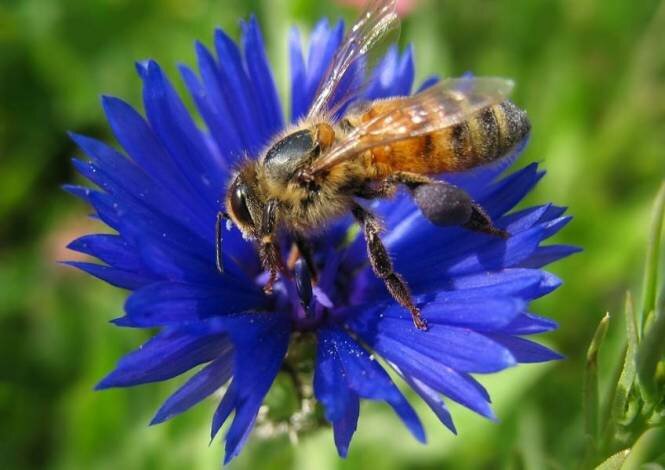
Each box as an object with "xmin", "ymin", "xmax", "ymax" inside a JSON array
[
  {"xmin": 307, "ymin": 0, "xmax": 400, "ymax": 119},
  {"xmin": 310, "ymin": 77, "xmax": 515, "ymax": 174}
]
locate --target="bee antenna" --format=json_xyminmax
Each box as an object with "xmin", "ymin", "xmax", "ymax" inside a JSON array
[{"xmin": 215, "ymin": 211, "xmax": 226, "ymax": 273}]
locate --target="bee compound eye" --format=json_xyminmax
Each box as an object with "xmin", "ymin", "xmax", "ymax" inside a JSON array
[{"xmin": 229, "ymin": 179, "xmax": 254, "ymax": 227}]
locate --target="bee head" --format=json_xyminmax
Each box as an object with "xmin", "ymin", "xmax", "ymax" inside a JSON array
[{"xmin": 225, "ymin": 165, "xmax": 264, "ymax": 240}]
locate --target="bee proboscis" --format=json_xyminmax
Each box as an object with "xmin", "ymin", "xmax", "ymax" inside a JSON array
[{"xmin": 219, "ymin": 0, "xmax": 531, "ymax": 330}]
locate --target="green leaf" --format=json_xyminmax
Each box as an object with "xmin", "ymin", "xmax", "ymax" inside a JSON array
[
  {"xmin": 621, "ymin": 427, "xmax": 665, "ymax": 470},
  {"xmin": 640, "ymin": 181, "xmax": 665, "ymax": 336},
  {"xmin": 585, "ymin": 313, "xmax": 611, "ymax": 452},
  {"xmin": 594, "ymin": 449, "xmax": 630, "ymax": 470}
]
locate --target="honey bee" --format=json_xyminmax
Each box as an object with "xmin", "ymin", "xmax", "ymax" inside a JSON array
[{"xmin": 218, "ymin": 0, "xmax": 530, "ymax": 330}]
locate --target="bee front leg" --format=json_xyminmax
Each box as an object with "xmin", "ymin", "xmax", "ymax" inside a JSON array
[
  {"xmin": 260, "ymin": 237, "xmax": 284, "ymax": 295},
  {"xmin": 259, "ymin": 199, "xmax": 285, "ymax": 295},
  {"xmin": 351, "ymin": 204, "xmax": 428, "ymax": 331}
]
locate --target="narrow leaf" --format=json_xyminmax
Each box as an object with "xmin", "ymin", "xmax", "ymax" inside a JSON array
[
  {"xmin": 640, "ymin": 181, "xmax": 665, "ymax": 335},
  {"xmin": 585, "ymin": 313, "xmax": 610, "ymax": 453},
  {"xmin": 636, "ymin": 284, "xmax": 665, "ymax": 406},
  {"xmin": 610, "ymin": 292, "xmax": 639, "ymax": 424},
  {"xmin": 594, "ymin": 449, "xmax": 630, "ymax": 470}
]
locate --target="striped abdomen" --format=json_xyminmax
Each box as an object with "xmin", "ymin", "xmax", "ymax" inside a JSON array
[{"xmin": 363, "ymin": 100, "xmax": 531, "ymax": 178}]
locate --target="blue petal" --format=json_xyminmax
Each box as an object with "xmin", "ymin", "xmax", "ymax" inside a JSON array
[
  {"xmin": 86, "ymin": 191, "xmax": 121, "ymax": 230},
  {"xmin": 111, "ymin": 213, "xmax": 219, "ymax": 280},
  {"xmin": 442, "ymin": 226, "xmax": 546, "ymax": 275},
  {"xmin": 151, "ymin": 346, "xmax": 234, "ymax": 424},
  {"xmin": 196, "ymin": 41, "xmax": 254, "ymax": 153},
  {"xmin": 332, "ymin": 393, "xmax": 360, "ymax": 458},
  {"xmin": 138, "ymin": 60, "xmax": 221, "ymax": 204},
  {"xmin": 211, "ymin": 380, "xmax": 237, "ymax": 440},
  {"xmin": 308, "ymin": 20, "xmax": 344, "ymax": 97},
  {"xmin": 351, "ymin": 324, "xmax": 495, "ymax": 418},
  {"xmin": 358, "ymin": 267, "xmax": 556, "ymax": 304},
  {"xmin": 288, "ymin": 27, "xmax": 307, "ymax": 120},
  {"xmin": 122, "ymin": 281, "xmax": 265, "ymax": 327},
  {"xmin": 520, "ymin": 245, "xmax": 582, "ymax": 268},
  {"xmin": 348, "ymin": 296, "xmax": 524, "ymax": 331},
  {"xmin": 213, "ymin": 29, "xmax": 264, "ymax": 152},
  {"xmin": 401, "ymin": 373, "xmax": 456, "ymax": 434},
  {"xmin": 70, "ymin": 133, "xmax": 210, "ymax": 240},
  {"xmin": 101, "ymin": 96, "xmax": 208, "ymax": 219},
  {"xmin": 502, "ymin": 204, "xmax": 555, "ymax": 234},
  {"xmin": 241, "ymin": 16, "xmax": 284, "ymax": 139},
  {"xmin": 396, "ymin": 44, "xmax": 415, "ymax": 95},
  {"xmin": 487, "ymin": 335, "xmax": 563, "ymax": 363},
  {"xmin": 365, "ymin": 45, "xmax": 415, "ymax": 99},
  {"xmin": 62, "ymin": 184, "xmax": 94, "ymax": 203},
  {"xmin": 316, "ymin": 327, "xmax": 426, "ymax": 450},
  {"xmin": 290, "ymin": 19, "xmax": 344, "ymax": 120},
  {"xmin": 96, "ymin": 329, "xmax": 230, "ymax": 389},
  {"xmin": 179, "ymin": 63, "xmax": 243, "ymax": 162},
  {"xmin": 314, "ymin": 332, "xmax": 353, "ymax": 423},
  {"xmin": 63, "ymin": 261, "xmax": 154, "ymax": 290},
  {"xmin": 477, "ymin": 163, "xmax": 543, "ymax": 216},
  {"xmin": 499, "ymin": 313, "xmax": 559, "ymax": 335},
  {"xmin": 203, "ymin": 313, "xmax": 290, "ymax": 464},
  {"xmin": 358, "ymin": 226, "xmax": 547, "ymax": 299},
  {"xmin": 365, "ymin": 45, "xmax": 399, "ymax": 100},
  {"xmin": 68, "ymin": 234, "xmax": 142, "ymax": 272},
  {"xmin": 349, "ymin": 309, "xmax": 517, "ymax": 373},
  {"xmin": 428, "ymin": 268, "xmax": 561, "ymax": 300},
  {"xmin": 313, "ymin": 334, "xmax": 360, "ymax": 456},
  {"xmin": 417, "ymin": 75, "xmax": 439, "ymax": 92}
]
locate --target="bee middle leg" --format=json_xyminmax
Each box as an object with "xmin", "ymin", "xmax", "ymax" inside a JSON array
[
  {"xmin": 287, "ymin": 236, "xmax": 318, "ymax": 283},
  {"xmin": 259, "ymin": 199, "xmax": 286, "ymax": 294},
  {"xmin": 351, "ymin": 203, "xmax": 428, "ymax": 331}
]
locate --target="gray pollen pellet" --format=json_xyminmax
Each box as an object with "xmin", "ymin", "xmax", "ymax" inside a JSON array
[{"xmin": 413, "ymin": 182, "xmax": 473, "ymax": 227}]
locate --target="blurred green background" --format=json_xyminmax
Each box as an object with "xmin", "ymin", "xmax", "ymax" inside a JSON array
[{"xmin": 1, "ymin": 0, "xmax": 664, "ymax": 468}]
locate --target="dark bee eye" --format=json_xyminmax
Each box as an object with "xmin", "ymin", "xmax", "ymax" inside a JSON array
[{"xmin": 229, "ymin": 178, "xmax": 253, "ymax": 227}]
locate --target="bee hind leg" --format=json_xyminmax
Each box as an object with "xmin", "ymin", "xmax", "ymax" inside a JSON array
[
  {"xmin": 392, "ymin": 172, "xmax": 508, "ymax": 239},
  {"xmin": 352, "ymin": 204, "xmax": 428, "ymax": 331},
  {"xmin": 463, "ymin": 200, "xmax": 509, "ymax": 239}
]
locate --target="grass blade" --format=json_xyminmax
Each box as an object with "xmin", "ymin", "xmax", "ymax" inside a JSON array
[
  {"xmin": 636, "ymin": 283, "xmax": 665, "ymax": 406},
  {"xmin": 585, "ymin": 313, "xmax": 611, "ymax": 459},
  {"xmin": 640, "ymin": 181, "xmax": 665, "ymax": 336},
  {"xmin": 594, "ymin": 449, "xmax": 631, "ymax": 470},
  {"xmin": 611, "ymin": 292, "xmax": 639, "ymax": 424}
]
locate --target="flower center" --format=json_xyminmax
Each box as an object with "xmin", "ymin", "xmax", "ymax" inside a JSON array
[{"xmin": 263, "ymin": 229, "xmax": 364, "ymax": 331}]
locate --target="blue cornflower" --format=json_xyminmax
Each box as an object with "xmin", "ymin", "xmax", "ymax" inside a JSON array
[{"xmin": 66, "ymin": 14, "xmax": 577, "ymax": 464}]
